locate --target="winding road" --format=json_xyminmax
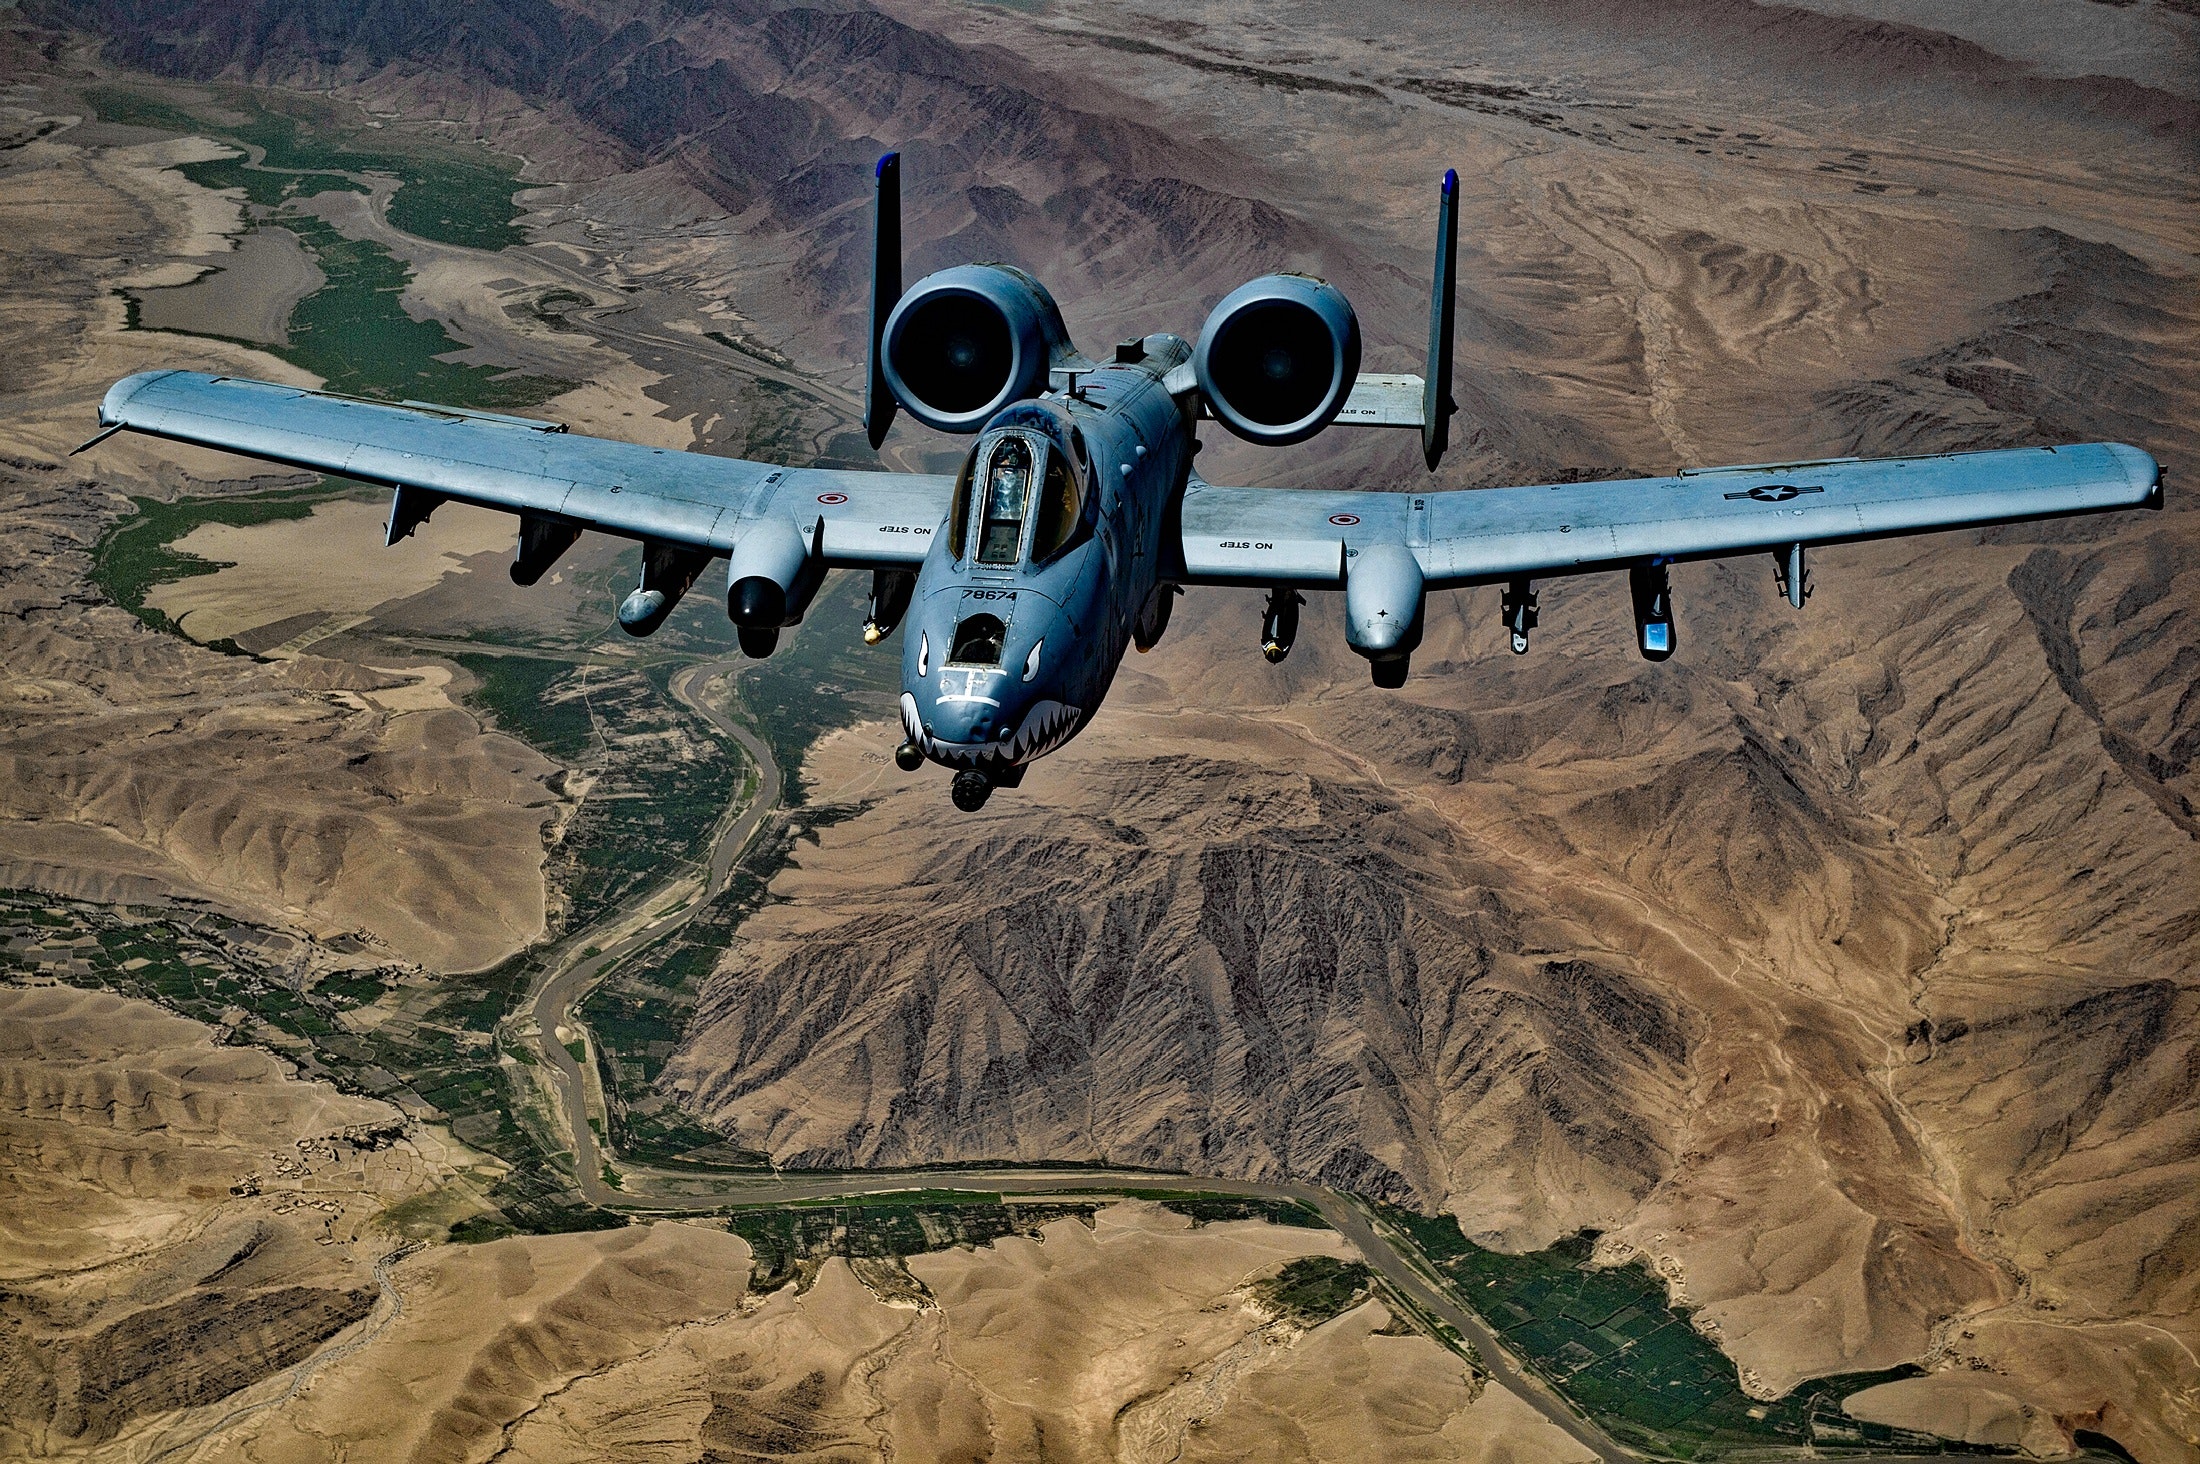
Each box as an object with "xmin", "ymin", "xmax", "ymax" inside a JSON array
[
  {"xmin": 504, "ymin": 648, "xmax": 1635, "ymax": 1464},
  {"xmin": 145, "ymin": 113, "xmax": 2053, "ymax": 1464},
  {"xmin": 518, "ymin": 653, "xmax": 780, "ymax": 1209}
]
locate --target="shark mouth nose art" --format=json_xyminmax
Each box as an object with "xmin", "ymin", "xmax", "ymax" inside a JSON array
[{"xmin": 901, "ymin": 693, "xmax": 1079, "ymax": 765}]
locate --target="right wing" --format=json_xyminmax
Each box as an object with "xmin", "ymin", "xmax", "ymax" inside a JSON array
[
  {"xmin": 96, "ymin": 370, "xmax": 955, "ymax": 567},
  {"xmin": 1174, "ymin": 442, "xmax": 2162, "ymax": 589}
]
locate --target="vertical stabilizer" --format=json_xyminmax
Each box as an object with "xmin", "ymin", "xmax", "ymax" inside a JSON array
[
  {"xmin": 865, "ymin": 152, "xmax": 903, "ymax": 450},
  {"xmin": 1421, "ymin": 168, "xmax": 1458, "ymax": 471}
]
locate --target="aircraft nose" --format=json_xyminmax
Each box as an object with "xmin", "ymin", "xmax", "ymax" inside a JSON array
[
  {"xmin": 913, "ymin": 680, "xmax": 1022, "ymax": 758},
  {"xmin": 930, "ymin": 696, "xmax": 999, "ymax": 745}
]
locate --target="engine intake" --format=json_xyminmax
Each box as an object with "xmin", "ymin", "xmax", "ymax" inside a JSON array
[
  {"xmin": 881, "ymin": 264, "xmax": 1075, "ymax": 433},
  {"xmin": 1194, "ymin": 274, "xmax": 1361, "ymax": 446}
]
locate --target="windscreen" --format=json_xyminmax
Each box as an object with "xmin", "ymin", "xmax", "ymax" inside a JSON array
[
  {"xmin": 1030, "ymin": 447, "xmax": 1083, "ymax": 561},
  {"xmin": 976, "ymin": 437, "xmax": 1034, "ymax": 564}
]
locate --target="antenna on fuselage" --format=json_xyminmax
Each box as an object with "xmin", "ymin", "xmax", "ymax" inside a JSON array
[
  {"xmin": 1421, "ymin": 168, "xmax": 1459, "ymax": 472},
  {"xmin": 865, "ymin": 152, "xmax": 903, "ymax": 450}
]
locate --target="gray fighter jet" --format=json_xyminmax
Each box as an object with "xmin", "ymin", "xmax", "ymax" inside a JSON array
[{"xmin": 86, "ymin": 157, "xmax": 2162, "ymax": 811}]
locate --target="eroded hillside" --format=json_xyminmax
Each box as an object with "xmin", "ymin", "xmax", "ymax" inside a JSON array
[{"xmin": 3, "ymin": 0, "xmax": 2195, "ymax": 1458}]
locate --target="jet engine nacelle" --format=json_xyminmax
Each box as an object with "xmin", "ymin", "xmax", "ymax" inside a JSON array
[
  {"xmin": 1194, "ymin": 273, "xmax": 1362, "ymax": 446},
  {"xmin": 880, "ymin": 264, "xmax": 1076, "ymax": 433}
]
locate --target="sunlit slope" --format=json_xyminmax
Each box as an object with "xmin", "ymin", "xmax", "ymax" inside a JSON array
[{"xmin": 15, "ymin": 0, "xmax": 2198, "ymax": 1456}]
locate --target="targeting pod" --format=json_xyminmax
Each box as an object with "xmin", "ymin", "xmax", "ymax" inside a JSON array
[
  {"xmin": 618, "ymin": 540, "xmax": 712, "ymax": 637},
  {"xmin": 1774, "ymin": 542, "xmax": 1811, "ymax": 609}
]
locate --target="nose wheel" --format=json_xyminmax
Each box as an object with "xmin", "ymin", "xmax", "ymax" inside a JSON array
[{"xmin": 951, "ymin": 768, "xmax": 995, "ymax": 811}]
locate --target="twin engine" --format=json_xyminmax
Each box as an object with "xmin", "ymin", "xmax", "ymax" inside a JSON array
[
  {"xmin": 880, "ymin": 264, "xmax": 1078, "ymax": 433},
  {"xmin": 879, "ymin": 266, "xmax": 1362, "ymax": 447},
  {"xmin": 1192, "ymin": 274, "xmax": 1361, "ymax": 446}
]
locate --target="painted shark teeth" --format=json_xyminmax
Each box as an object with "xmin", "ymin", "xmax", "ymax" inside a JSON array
[{"xmin": 902, "ymin": 695, "xmax": 1082, "ymax": 767}]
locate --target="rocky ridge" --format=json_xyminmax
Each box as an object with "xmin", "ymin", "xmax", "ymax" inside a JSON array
[{"xmin": 11, "ymin": 0, "xmax": 2198, "ymax": 1456}]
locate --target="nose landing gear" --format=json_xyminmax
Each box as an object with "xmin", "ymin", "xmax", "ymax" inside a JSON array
[
  {"xmin": 951, "ymin": 768, "xmax": 994, "ymax": 811},
  {"xmin": 943, "ymin": 760, "xmax": 1023, "ymax": 811}
]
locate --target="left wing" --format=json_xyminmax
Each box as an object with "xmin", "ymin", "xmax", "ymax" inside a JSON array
[
  {"xmin": 94, "ymin": 370, "xmax": 954, "ymax": 568},
  {"xmin": 1173, "ymin": 442, "xmax": 2162, "ymax": 589}
]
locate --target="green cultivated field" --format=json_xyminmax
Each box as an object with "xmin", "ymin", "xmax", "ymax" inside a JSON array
[
  {"xmin": 90, "ymin": 85, "xmax": 565, "ymax": 409},
  {"xmin": 90, "ymin": 480, "xmax": 361, "ymax": 643},
  {"xmin": 0, "ymin": 890, "xmax": 624, "ymax": 1237},
  {"xmin": 1253, "ymin": 1256, "xmax": 1375, "ymax": 1326},
  {"xmin": 88, "ymin": 87, "xmax": 528, "ymax": 250},
  {"xmin": 259, "ymin": 210, "xmax": 565, "ymax": 409},
  {"xmin": 1377, "ymin": 1206, "xmax": 1981, "ymax": 1459},
  {"xmin": 728, "ymin": 1197, "xmax": 1101, "ymax": 1292},
  {"xmin": 448, "ymin": 651, "xmax": 601, "ymax": 763},
  {"xmin": 1116, "ymin": 1193, "xmax": 1328, "ymax": 1228},
  {"xmin": 577, "ymin": 797, "xmax": 860, "ymax": 1171},
  {"xmin": 449, "ymin": 652, "xmax": 748, "ymax": 934},
  {"xmin": 730, "ymin": 572, "xmax": 903, "ymax": 802}
]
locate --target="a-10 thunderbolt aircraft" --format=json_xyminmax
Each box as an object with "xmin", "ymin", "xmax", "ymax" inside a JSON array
[{"xmin": 87, "ymin": 156, "xmax": 2162, "ymax": 811}]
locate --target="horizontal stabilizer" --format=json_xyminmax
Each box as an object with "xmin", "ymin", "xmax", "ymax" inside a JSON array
[
  {"xmin": 1169, "ymin": 364, "xmax": 1426, "ymax": 429},
  {"xmin": 1333, "ymin": 372, "xmax": 1427, "ymax": 428}
]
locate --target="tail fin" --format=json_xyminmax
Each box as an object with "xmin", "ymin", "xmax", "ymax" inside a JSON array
[
  {"xmin": 865, "ymin": 152, "xmax": 903, "ymax": 450},
  {"xmin": 1421, "ymin": 168, "xmax": 1458, "ymax": 472}
]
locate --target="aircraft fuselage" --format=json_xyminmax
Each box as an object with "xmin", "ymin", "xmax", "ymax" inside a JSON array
[{"xmin": 898, "ymin": 334, "xmax": 1193, "ymax": 793}]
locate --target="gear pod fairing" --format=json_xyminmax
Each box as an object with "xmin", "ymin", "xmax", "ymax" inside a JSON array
[
  {"xmin": 1194, "ymin": 274, "xmax": 1362, "ymax": 445},
  {"xmin": 880, "ymin": 264, "xmax": 1079, "ymax": 433},
  {"xmin": 1346, "ymin": 542, "xmax": 1424, "ymax": 686}
]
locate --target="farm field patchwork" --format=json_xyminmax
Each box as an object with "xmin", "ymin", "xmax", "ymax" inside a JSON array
[{"xmin": 1377, "ymin": 1206, "xmax": 1975, "ymax": 1458}]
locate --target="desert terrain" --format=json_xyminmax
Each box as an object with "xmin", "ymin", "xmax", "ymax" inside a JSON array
[{"xmin": 1, "ymin": 0, "xmax": 2195, "ymax": 1460}]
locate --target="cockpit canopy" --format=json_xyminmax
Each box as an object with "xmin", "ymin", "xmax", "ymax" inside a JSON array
[{"xmin": 949, "ymin": 402, "xmax": 1089, "ymax": 567}]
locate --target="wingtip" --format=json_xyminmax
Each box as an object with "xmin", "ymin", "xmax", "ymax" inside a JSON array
[
  {"xmin": 876, "ymin": 151, "xmax": 899, "ymax": 179},
  {"xmin": 2103, "ymin": 442, "xmax": 2163, "ymax": 508},
  {"xmin": 99, "ymin": 368, "xmax": 181, "ymax": 426},
  {"xmin": 1442, "ymin": 167, "xmax": 1457, "ymax": 193}
]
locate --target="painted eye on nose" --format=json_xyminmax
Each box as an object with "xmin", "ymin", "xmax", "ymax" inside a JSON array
[
  {"xmin": 918, "ymin": 631, "xmax": 929, "ymax": 676},
  {"xmin": 1023, "ymin": 640, "xmax": 1042, "ymax": 682}
]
